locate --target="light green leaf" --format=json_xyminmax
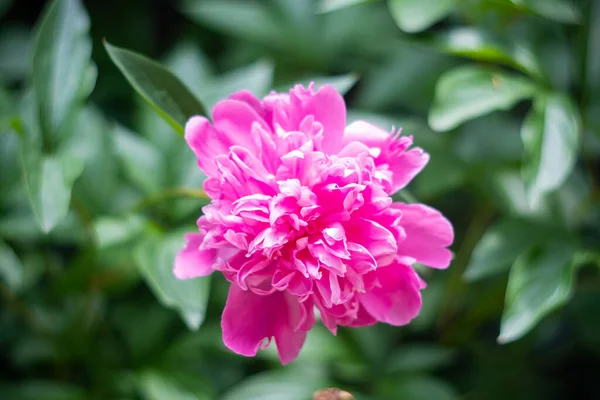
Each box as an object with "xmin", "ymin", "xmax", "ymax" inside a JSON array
[
  {"xmin": 201, "ymin": 60, "xmax": 274, "ymax": 111},
  {"xmin": 165, "ymin": 41, "xmax": 214, "ymax": 102},
  {"xmin": 431, "ymin": 27, "xmax": 543, "ymax": 80},
  {"xmin": 510, "ymin": 0, "xmax": 581, "ymax": 24},
  {"xmin": 499, "ymin": 242, "xmax": 576, "ymax": 343},
  {"xmin": 33, "ymin": 0, "xmax": 92, "ymax": 136},
  {"xmin": 114, "ymin": 125, "xmax": 164, "ymax": 195},
  {"xmin": 429, "ymin": 66, "xmax": 536, "ymax": 131},
  {"xmin": 275, "ymin": 73, "xmax": 359, "ymax": 96},
  {"xmin": 463, "ymin": 218, "xmax": 561, "ymax": 281},
  {"xmin": 135, "ymin": 232, "xmax": 211, "ymax": 330},
  {"xmin": 20, "ymin": 146, "xmax": 84, "ymax": 233},
  {"xmin": 136, "ymin": 370, "xmax": 212, "ymax": 400},
  {"xmin": 104, "ymin": 41, "xmax": 207, "ymax": 135},
  {"xmin": 0, "ymin": 237, "xmax": 23, "ymax": 292},
  {"xmin": 389, "ymin": 0, "xmax": 454, "ymax": 33},
  {"xmin": 221, "ymin": 369, "xmax": 329, "ymax": 400},
  {"xmin": 521, "ymin": 94, "xmax": 581, "ymax": 208},
  {"xmin": 318, "ymin": 0, "xmax": 374, "ymax": 13}
]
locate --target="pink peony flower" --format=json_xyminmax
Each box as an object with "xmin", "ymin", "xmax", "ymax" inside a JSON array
[{"xmin": 175, "ymin": 83, "xmax": 454, "ymax": 364}]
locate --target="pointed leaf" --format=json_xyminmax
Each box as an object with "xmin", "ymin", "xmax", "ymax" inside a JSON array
[
  {"xmin": 429, "ymin": 66, "xmax": 536, "ymax": 131},
  {"xmin": 499, "ymin": 242, "xmax": 576, "ymax": 343},
  {"xmin": 33, "ymin": 0, "xmax": 92, "ymax": 136},
  {"xmin": 389, "ymin": 0, "xmax": 453, "ymax": 33},
  {"xmin": 317, "ymin": 0, "xmax": 374, "ymax": 13},
  {"xmin": 104, "ymin": 42, "xmax": 207, "ymax": 135},
  {"xmin": 521, "ymin": 94, "xmax": 580, "ymax": 208},
  {"xmin": 0, "ymin": 238, "xmax": 24, "ymax": 292}
]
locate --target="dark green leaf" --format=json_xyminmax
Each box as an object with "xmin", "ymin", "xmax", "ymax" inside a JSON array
[
  {"xmin": 521, "ymin": 94, "xmax": 580, "ymax": 208},
  {"xmin": 389, "ymin": 0, "xmax": 453, "ymax": 33},
  {"xmin": 0, "ymin": 0, "xmax": 14, "ymax": 19},
  {"xmin": 381, "ymin": 376, "xmax": 458, "ymax": 400},
  {"xmin": 33, "ymin": 0, "xmax": 92, "ymax": 136},
  {"xmin": 0, "ymin": 237, "xmax": 23, "ymax": 292},
  {"xmin": 0, "ymin": 382, "xmax": 85, "ymax": 400},
  {"xmin": 135, "ymin": 231, "xmax": 211, "ymax": 330},
  {"xmin": 429, "ymin": 66, "xmax": 537, "ymax": 131},
  {"xmin": 0, "ymin": 25, "xmax": 31, "ymax": 84},
  {"xmin": 387, "ymin": 345, "xmax": 456, "ymax": 373},
  {"xmin": 463, "ymin": 218, "xmax": 561, "ymax": 281},
  {"xmin": 430, "ymin": 27, "xmax": 543, "ymax": 80},
  {"xmin": 499, "ymin": 241, "xmax": 577, "ymax": 343},
  {"xmin": 104, "ymin": 41, "xmax": 207, "ymax": 134}
]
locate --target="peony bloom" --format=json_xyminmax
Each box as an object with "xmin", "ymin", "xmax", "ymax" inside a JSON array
[{"xmin": 175, "ymin": 83, "xmax": 453, "ymax": 364}]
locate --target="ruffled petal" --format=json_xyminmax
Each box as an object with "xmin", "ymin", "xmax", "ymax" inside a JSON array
[{"xmin": 173, "ymin": 233, "xmax": 217, "ymax": 279}]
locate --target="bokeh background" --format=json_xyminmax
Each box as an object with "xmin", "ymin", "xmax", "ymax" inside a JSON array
[{"xmin": 2, "ymin": 0, "xmax": 600, "ymax": 399}]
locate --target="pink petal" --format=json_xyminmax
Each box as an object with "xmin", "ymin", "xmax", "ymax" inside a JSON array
[
  {"xmin": 292, "ymin": 84, "xmax": 346, "ymax": 155},
  {"xmin": 394, "ymin": 203, "xmax": 454, "ymax": 269},
  {"xmin": 212, "ymin": 99, "xmax": 270, "ymax": 154},
  {"xmin": 359, "ymin": 262, "xmax": 422, "ymax": 326},
  {"xmin": 173, "ymin": 233, "xmax": 217, "ymax": 279},
  {"xmin": 185, "ymin": 116, "xmax": 229, "ymax": 177},
  {"xmin": 221, "ymin": 286, "xmax": 312, "ymax": 364},
  {"xmin": 343, "ymin": 120, "xmax": 390, "ymax": 146}
]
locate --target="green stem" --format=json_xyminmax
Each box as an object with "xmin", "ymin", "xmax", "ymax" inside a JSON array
[{"xmin": 130, "ymin": 187, "xmax": 209, "ymax": 212}]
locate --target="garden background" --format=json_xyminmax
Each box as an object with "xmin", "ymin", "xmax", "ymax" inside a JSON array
[{"xmin": 1, "ymin": 0, "xmax": 600, "ymax": 399}]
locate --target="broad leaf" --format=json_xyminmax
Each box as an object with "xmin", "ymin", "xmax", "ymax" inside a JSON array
[
  {"xmin": 499, "ymin": 242, "xmax": 576, "ymax": 343},
  {"xmin": 19, "ymin": 125, "xmax": 84, "ymax": 233},
  {"xmin": 135, "ymin": 231, "xmax": 211, "ymax": 330},
  {"xmin": 463, "ymin": 218, "xmax": 561, "ymax": 281},
  {"xmin": 510, "ymin": 0, "xmax": 581, "ymax": 24},
  {"xmin": 33, "ymin": 0, "xmax": 92, "ymax": 136},
  {"xmin": 431, "ymin": 27, "xmax": 543, "ymax": 80},
  {"xmin": 387, "ymin": 345, "xmax": 456, "ymax": 373},
  {"xmin": 93, "ymin": 214, "xmax": 148, "ymax": 249},
  {"xmin": 381, "ymin": 376, "xmax": 458, "ymax": 400},
  {"xmin": 521, "ymin": 94, "xmax": 580, "ymax": 208},
  {"xmin": 389, "ymin": 0, "xmax": 454, "ymax": 33},
  {"xmin": 429, "ymin": 66, "xmax": 536, "ymax": 131},
  {"xmin": 0, "ymin": 25, "xmax": 31, "ymax": 84},
  {"xmin": 0, "ymin": 382, "xmax": 85, "ymax": 400},
  {"xmin": 104, "ymin": 42, "xmax": 207, "ymax": 135}
]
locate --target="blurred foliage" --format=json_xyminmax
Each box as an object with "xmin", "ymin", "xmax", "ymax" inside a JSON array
[{"xmin": 1, "ymin": 0, "xmax": 600, "ymax": 399}]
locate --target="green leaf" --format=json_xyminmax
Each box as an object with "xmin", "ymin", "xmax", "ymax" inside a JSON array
[
  {"xmin": 134, "ymin": 231, "xmax": 211, "ymax": 330},
  {"xmin": 499, "ymin": 242, "xmax": 576, "ymax": 343},
  {"xmin": 0, "ymin": 25, "xmax": 32, "ymax": 84},
  {"xmin": 521, "ymin": 94, "xmax": 581, "ymax": 208},
  {"xmin": 136, "ymin": 370, "xmax": 212, "ymax": 400},
  {"xmin": 510, "ymin": 0, "xmax": 581, "ymax": 24},
  {"xmin": 221, "ymin": 369, "xmax": 329, "ymax": 400},
  {"xmin": 33, "ymin": 0, "xmax": 92, "ymax": 136},
  {"xmin": 0, "ymin": 381, "xmax": 85, "ymax": 400},
  {"xmin": 387, "ymin": 345, "xmax": 456, "ymax": 373},
  {"xmin": 93, "ymin": 214, "xmax": 148, "ymax": 249},
  {"xmin": 429, "ymin": 66, "xmax": 536, "ymax": 131},
  {"xmin": 463, "ymin": 218, "xmax": 561, "ymax": 281},
  {"xmin": 389, "ymin": 0, "xmax": 454, "ymax": 33},
  {"xmin": 104, "ymin": 41, "xmax": 207, "ymax": 135},
  {"xmin": 114, "ymin": 125, "xmax": 164, "ymax": 195},
  {"xmin": 430, "ymin": 27, "xmax": 543, "ymax": 80},
  {"xmin": 19, "ymin": 146, "xmax": 84, "ymax": 233},
  {"xmin": 62, "ymin": 107, "xmax": 118, "ymax": 213},
  {"xmin": 0, "ymin": 238, "xmax": 23, "ymax": 292},
  {"xmin": 275, "ymin": 73, "xmax": 359, "ymax": 95},
  {"xmin": 181, "ymin": 0, "xmax": 283, "ymax": 47},
  {"xmin": 381, "ymin": 376, "xmax": 458, "ymax": 400},
  {"xmin": 0, "ymin": 0, "xmax": 14, "ymax": 19},
  {"xmin": 317, "ymin": 0, "xmax": 374, "ymax": 13}
]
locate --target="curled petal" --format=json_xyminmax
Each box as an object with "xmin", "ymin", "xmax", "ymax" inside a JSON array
[
  {"xmin": 394, "ymin": 203, "xmax": 454, "ymax": 269},
  {"xmin": 174, "ymin": 233, "xmax": 217, "ymax": 279}
]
